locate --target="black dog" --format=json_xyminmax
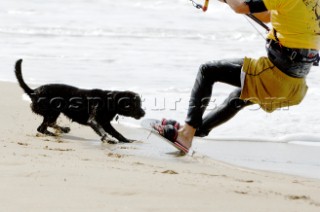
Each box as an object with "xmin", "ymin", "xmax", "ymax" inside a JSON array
[{"xmin": 15, "ymin": 59, "xmax": 145, "ymax": 143}]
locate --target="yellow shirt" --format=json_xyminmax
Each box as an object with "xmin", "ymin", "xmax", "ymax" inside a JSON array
[{"xmin": 263, "ymin": 0, "xmax": 320, "ymax": 49}]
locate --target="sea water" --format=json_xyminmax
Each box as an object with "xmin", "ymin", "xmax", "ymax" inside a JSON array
[{"xmin": 1, "ymin": 0, "xmax": 320, "ymax": 179}]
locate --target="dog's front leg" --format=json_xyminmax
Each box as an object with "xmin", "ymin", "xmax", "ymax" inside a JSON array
[
  {"xmin": 87, "ymin": 118, "xmax": 111, "ymax": 143},
  {"xmin": 102, "ymin": 122, "xmax": 132, "ymax": 143},
  {"xmin": 87, "ymin": 107, "xmax": 111, "ymax": 143}
]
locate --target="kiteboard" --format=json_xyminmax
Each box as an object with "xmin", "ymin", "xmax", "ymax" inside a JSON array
[{"xmin": 141, "ymin": 118, "xmax": 190, "ymax": 154}]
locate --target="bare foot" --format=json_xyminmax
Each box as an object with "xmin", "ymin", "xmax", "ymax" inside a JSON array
[{"xmin": 177, "ymin": 123, "xmax": 196, "ymax": 149}]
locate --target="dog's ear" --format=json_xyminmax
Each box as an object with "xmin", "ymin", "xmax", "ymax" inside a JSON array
[
  {"xmin": 112, "ymin": 91, "xmax": 139, "ymax": 113},
  {"xmin": 109, "ymin": 91, "xmax": 145, "ymax": 119},
  {"xmin": 115, "ymin": 91, "xmax": 135, "ymax": 108}
]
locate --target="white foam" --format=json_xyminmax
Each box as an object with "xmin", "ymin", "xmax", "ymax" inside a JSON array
[{"xmin": 204, "ymin": 134, "xmax": 320, "ymax": 145}]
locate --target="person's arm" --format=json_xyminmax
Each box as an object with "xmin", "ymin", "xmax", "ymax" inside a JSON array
[
  {"xmin": 219, "ymin": 0, "xmax": 249, "ymax": 13},
  {"xmin": 219, "ymin": 0, "xmax": 270, "ymax": 23},
  {"xmin": 253, "ymin": 11, "xmax": 270, "ymax": 23}
]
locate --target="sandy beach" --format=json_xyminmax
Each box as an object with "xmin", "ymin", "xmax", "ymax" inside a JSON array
[
  {"xmin": 2, "ymin": 0, "xmax": 320, "ymax": 211},
  {"xmin": 1, "ymin": 81, "xmax": 320, "ymax": 212}
]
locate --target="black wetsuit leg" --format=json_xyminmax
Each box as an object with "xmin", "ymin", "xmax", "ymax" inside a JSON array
[
  {"xmin": 185, "ymin": 58, "xmax": 253, "ymax": 137},
  {"xmin": 195, "ymin": 88, "xmax": 253, "ymax": 137}
]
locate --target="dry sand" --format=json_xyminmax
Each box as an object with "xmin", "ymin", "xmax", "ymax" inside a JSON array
[{"xmin": 1, "ymin": 81, "xmax": 320, "ymax": 212}]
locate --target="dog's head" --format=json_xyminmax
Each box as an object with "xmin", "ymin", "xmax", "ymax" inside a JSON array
[{"xmin": 113, "ymin": 91, "xmax": 145, "ymax": 119}]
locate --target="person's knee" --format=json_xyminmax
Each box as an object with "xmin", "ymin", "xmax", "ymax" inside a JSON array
[
  {"xmin": 198, "ymin": 61, "xmax": 220, "ymax": 79},
  {"xmin": 225, "ymin": 89, "xmax": 247, "ymax": 109}
]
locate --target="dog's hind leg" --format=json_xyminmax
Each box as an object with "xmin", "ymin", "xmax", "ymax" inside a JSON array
[
  {"xmin": 50, "ymin": 123, "xmax": 71, "ymax": 133},
  {"xmin": 37, "ymin": 114, "xmax": 59, "ymax": 136}
]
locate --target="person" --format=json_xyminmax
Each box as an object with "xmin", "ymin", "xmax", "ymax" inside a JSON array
[{"xmin": 155, "ymin": 0, "xmax": 320, "ymax": 154}]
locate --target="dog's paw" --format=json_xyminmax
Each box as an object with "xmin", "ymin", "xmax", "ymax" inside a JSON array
[
  {"xmin": 107, "ymin": 140, "xmax": 118, "ymax": 144},
  {"xmin": 120, "ymin": 139, "xmax": 135, "ymax": 143},
  {"xmin": 61, "ymin": 127, "xmax": 70, "ymax": 133},
  {"xmin": 101, "ymin": 135, "xmax": 109, "ymax": 143},
  {"xmin": 44, "ymin": 131, "xmax": 57, "ymax": 137},
  {"xmin": 101, "ymin": 135, "xmax": 118, "ymax": 144}
]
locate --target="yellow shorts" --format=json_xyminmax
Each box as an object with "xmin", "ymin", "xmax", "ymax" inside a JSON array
[{"xmin": 240, "ymin": 57, "xmax": 308, "ymax": 113}]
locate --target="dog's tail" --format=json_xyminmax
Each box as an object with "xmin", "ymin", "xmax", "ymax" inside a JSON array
[{"xmin": 15, "ymin": 59, "xmax": 34, "ymax": 96}]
